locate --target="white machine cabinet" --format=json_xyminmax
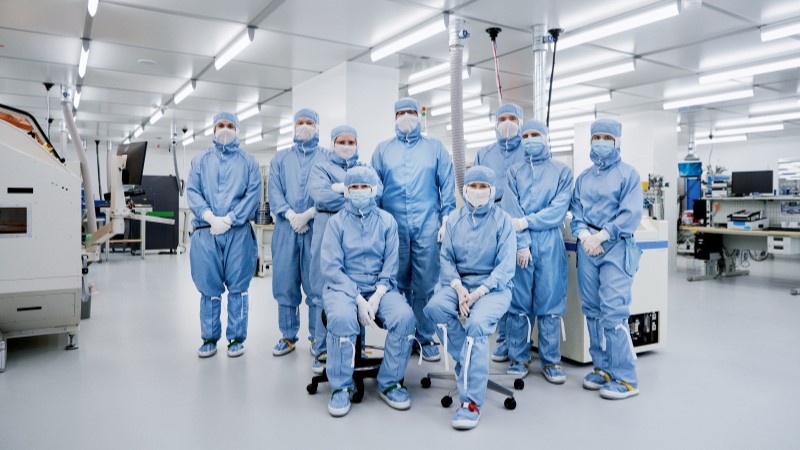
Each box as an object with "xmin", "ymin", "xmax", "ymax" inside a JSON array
[{"xmin": 534, "ymin": 218, "xmax": 669, "ymax": 363}]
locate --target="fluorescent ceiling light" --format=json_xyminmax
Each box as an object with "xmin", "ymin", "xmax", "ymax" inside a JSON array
[
  {"xmin": 699, "ymin": 124, "xmax": 784, "ymax": 138},
  {"xmin": 551, "ymin": 86, "xmax": 609, "ymax": 102},
  {"xmin": 78, "ymin": 39, "xmax": 90, "ymax": 78},
  {"xmin": 761, "ymin": 19, "xmax": 800, "ymax": 42},
  {"xmin": 549, "ymin": 130, "xmax": 575, "ymax": 141},
  {"xmin": 751, "ymin": 100, "xmax": 800, "ymax": 114},
  {"xmin": 677, "ymin": 126, "xmax": 682, "ymax": 132},
  {"xmin": 370, "ymin": 17, "xmax": 447, "ymax": 62},
  {"xmin": 215, "ymin": 26, "xmax": 255, "ymax": 70},
  {"xmin": 173, "ymin": 79, "xmax": 196, "ymax": 105},
  {"xmin": 699, "ymin": 56, "xmax": 800, "ymax": 84},
  {"xmin": 552, "ymin": 93, "xmax": 611, "ymax": 111},
  {"xmin": 552, "ymin": 60, "xmax": 635, "ymax": 89},
  {"xmin": 446, "ymin": 118, "xmax": 493, "ymax": 132},
  {"xmin": 204, "ymin": 126, "xmax": 214, "ymax": 136},
  {"xmin": 695, "ymin": 135, "xmax": 747, "ymax": 145},
  {"xmin": 277, "ymin": 138, "xmax": 293, "ymax": 151},
  {"xmin": 662, "ymin": 89, "xmax": 753, "ymax": 110},
  {"xmin": 238, "ymin": 104, "xmax": 261, "ymax": 121},
  {"xmin": 549, "ymin": 139, "xmax": 575, "ymax": 147},
  {"xmin": 466, "ymin": 139, "xmax": 495, "ymax": 149},
  {"xmin": 549, "ymin": 113, "xmax": 597, "ymax": 130},
  {"xmin": 122, "ymin": 138, "xmax": 130, "ymax": 145},
  {"xmin": 133, "ymin": 126, "xmax": 144, "ymax": 138},
  {"xmin": 559, "ymin": 2, "xmax": 680, "ymax": 50},
  {"xmin": 551, "ymin": 145, "xmax": 573, "ymax": 153},
  {"xmin": 279, "ymin": 125, "xmax": 293, "ymax": 135},
  {"xmin": 148, "ymin": 108, "xmax": 164, "ymax": 125},
  {"xmin": 245, "ymin": 134, "xmax": 263, "ymax": 145},
  {"xmin": 182, "ymin": 135, "xmax": 195, "ymax": 146},
  {"xmin": 73, "ymin": 85, "xmax": 81, "ymax": 109},
  {"xmin": 409, "ymin": 61, "xmax": 451, "ymax": 83},
  {"xmin": 430, "ymin": 98, "xmax": 483, "ymax": 117},
  {"xmin": 664, "ymin": 80, "xmax": 749, "ymax": 99},
  {"xmin": 87, "ymin": 0, "xmax": 98, "ymax": 17},
  {"xmin": 408, "ymin": 68, "xmax": 470, "ymax": 95},
  {"xmin": 464, "ymin": 130, "xmax": 496, "ymax": 142},
  {"xmin": 715, "ymin": 111, "xmax": 800, "ymax": 128}
]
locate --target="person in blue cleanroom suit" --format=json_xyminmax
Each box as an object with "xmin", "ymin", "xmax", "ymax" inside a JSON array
[
  {"xmin": 505, "ymin": 119, "xmax": 573, "ymax": 383},
  {"xmin": 424, "ymin": 166, "xmax": 516, "ymax": 431},
  {"xmin": 570, "ymin": 118, "xmax": 643, "ymax": 400},
  {"xmin": 188, "ymin": 112, "xmax": 262, "ymax": 359},
  {"xmin": 473, "ymin": 102, "xmax": 526, "ymax": 363},
  {"xmin": 371, "ymin": 97, "xmax": 456, "ymax": 363},
  {"xmin": 307, "ymin": 125, "xmax": 371, "ymax": 374},
  {"xmin": 322, "ymin": 166, "xmax": 416, "ymax": 418},
  {"xmin": 269, "ymin": 108, "xmax": 328, "ymax": 357}
]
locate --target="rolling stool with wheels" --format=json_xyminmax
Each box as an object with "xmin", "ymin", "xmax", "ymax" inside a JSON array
[{"xmin": 306, "ymin": 313, "xmax": 389, "ymax": 404}]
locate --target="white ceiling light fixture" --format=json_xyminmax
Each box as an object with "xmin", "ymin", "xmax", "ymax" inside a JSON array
[
  {"xmin": 430, "ymin": 97, "xmax": 483, "ymax": 117},
  {"xmin": 370, "ymin": 15, "xmax": 447, "ymax": 62},
  {"xmin": 750, "ymin": 100, "xmax": 800, "ymax": 114},
  {"xmin": 700, "ymin": 124, "xmax": 785, "ymax": 138},
  {"xmin": 245, "ymin": 133, "xmax": 263, "ymax": 145},
  {"xmin": 552, "ymin": 60, "xmax": 636, "ymax": 89},
  {"xmin": 148, "ymin": 108, "xmax": 164, "ymax": 125},
  {"xmin": 122, "ymin": 138, "xmax": 130, "ymax": 145},
  {"xmin": 715, "ymin": 111, "xmax": 800, "ymax": 128},
  {"xmin": 559, "ymin": 1, "xmax": 680, "ymax": 50},
  {"xmin": 87, "ymin": 0, "xmax": 98, "ymax": 17},
  {"xmin": 276, "ymin": 137, "xmax": 293, "ymax": 151},
  {"xmin": 408, "ymin": 68, "xmax": 470, "ymax": 95},
  {"xmin": 699, "ymin": 56, "xmax": 800, "ymax": 84},
  {"xmin": 237, "ymin": 104, "xmax": 261, "ymax": 121},
  {"xmin": 464, "ymin": 130, "xmax": 496, "ymax": 142},
  {"xmin": 446, "ymin": 118, "xmax": 493, "ymax": 132},
  {"xmin": 548, "ymin": 130, "xmax": 575, "ymax": 141},
  {"xmin": 551, "ymin": 93, "xmax": 611, "ymax": 111},
  {"xmin": 214, "ymin": 26, "xmax": 255, "ymax": 70},
  {"xmin": 182, "ymin": 135, "xmax": 195, "ymax": 146},
  {"xmin": 695, "ymin": 135, "xmax": 747, "ymax": 145},
  {"xmin": 73, "ymin": 85, "xmax": 82, "ymax": 109},
  {"xmin": 173, "ymin": 79, "xmax": 197, "ymax": 105},
  {"xmin": 549, "ymin": 139, "xmax": 575, "ymax": 147},
  {"xmin": 549, "ymin": 113, "xmax": 597, "ymax": 130},
  {"xmin": 466, "ymin": 139, "xmax": 495, "ymax": 149},
  {"xmin": 409, "ymin": 61, "xmax": 451, "ymax": 83},
  {"xmin": 204, "ymin": 125, "xmax": 214, "ymax": 136},
  {"xmin": 78, "ymin": 39, "xmax": 90, "ymax": 78},
  {"xmin": 761, "ymin": 19, "xmax": 800, "ymax": 42},
  {"xmin": 279, "ymin": 125, "xmax": 293, "ymax": 135},
  {"xmin": 133, "ymin": 126, "xmax": 144, "ymax": 138},
  {"xmin": 551, "ymin": 145, "xmax": 573, "ymax": 153},
  {"xmin": 662, "ymin": 89, "xmax": 753, "ymax": 110}
]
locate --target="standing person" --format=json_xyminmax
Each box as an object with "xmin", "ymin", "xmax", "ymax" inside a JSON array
[
  {"xmin": 570, "ymin": 118, "xmax": 643, "ymax": 400},
  {"xmin": 269, "ymin": 108, "xmax": 328, "ymax": 357},
  {"xmin": 322, "ymin": 166, "xmax": 416, "ymax": 417},
  {"xmin": 505, "ymin": 120, "xmax": 573, "ymax": 383},
  {"xmin": 473, "ymin": 103, "xmax": 526, "ymax": 363},
  {"xmin": 188, "ymin": 112, "xmax": 261, "ymax": 358},
  {"xmin": 307, "ymin": 125, "xmax": 369, "ymax": 374},
  {"xmin": 371, "ymin": 97, "xmax": 456, "ymax": 362},
  {"xmin": 424, "ymin": 166, "xmax": 516, "ymax": 430}
]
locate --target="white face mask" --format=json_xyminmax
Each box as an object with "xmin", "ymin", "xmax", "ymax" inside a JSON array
[
  {"xmin": 333, "ymin": 144, "xmax": 357, "ymax": 160},
  {"xmin": 214, "ymin": 128, "xmax": 237, "ymax": 146},
  {"xmin": 497, "ymin": 120, "xmax": 519, "ymax": 139},
  {"xmin": 296, "ymin": 124, "xmax": 316, "ymax": 142},
  {"xmin": 396, "ymin": 114, "xmax": 419, "ymax": 133},
  {"xmin": 464, "ymin": 187, "xmax": 492, "ymax": 209}
]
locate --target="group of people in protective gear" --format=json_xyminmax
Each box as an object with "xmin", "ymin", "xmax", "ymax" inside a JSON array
[{"xmin": 186, "ymin": 99, "xmax": 643, "ymax": 432}]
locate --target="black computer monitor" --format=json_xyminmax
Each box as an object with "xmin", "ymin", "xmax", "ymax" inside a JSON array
[
  {"xmin": 731, "ymin": 170, "xmax": 773, "ymax": 196},
  {"xmin": 117, "ymin": 142, "xmax": 147, "ymax": 185}
]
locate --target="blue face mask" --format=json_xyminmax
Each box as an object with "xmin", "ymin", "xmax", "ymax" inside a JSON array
[
  {"xmin": 521, "ymin": 137, "xmax": 546, "ymax": 157},
  {"xmin": 591, "ymin": 139, "xmax": 615, "ymax": 158},
  {"xmin": 348, "ymin": 189, "xmax": 371, "ymax": 210}
]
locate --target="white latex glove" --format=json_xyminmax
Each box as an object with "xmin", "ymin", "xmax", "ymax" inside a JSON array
[
  {"xmin": 437, "ymin": 217, "xmax": 448, "ymax": 243},
  {"xmin": 461, "ymin": 285, "xmax": 489, "ymax": 317},
  {"xmin": 221, "ymin": 215, "xmax": 233, "ymax": 226},
  {"xmin": 202, "ymin": 210, "xmax": 231, "ymax": 236},
  {"xmin": 582, "ymin": 229, "xmax": 610, "ymax": 257},
  {"xmin": 356, "ymin": 294, "xmax": 376, "ymax": 328},
  {"xmin": 513, "ymin": 217, "xmax": 528, "ymax": 232},
  {"xmin": 368, "ymin": 284, "xmax": 388, "ymax": 317},
  {"xmin": 285, "ymin": 209, "xmax": 303, "ymax": 232},
  {"xmin": 331, "ymin": 183, "xmax": 346, "ymax": 194},
  {"xmin": 297, "ymin": 224, "xmax": 310, "ymax": 234},
  {"xmin": 296, "ymin": 207, "xmax": 317, "ymax": 229},
  {"xmin": 450, "ymin": 279, "xmax": 470, "ymax": 303},
  {"xmin": 516, "ymin": 248, "xmax": 532, "ymax": 269}
]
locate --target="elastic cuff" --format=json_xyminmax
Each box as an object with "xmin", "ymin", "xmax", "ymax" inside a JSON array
[{"xmin": 450, "ymin": 279, "xmax": 462, "ymax": 289}]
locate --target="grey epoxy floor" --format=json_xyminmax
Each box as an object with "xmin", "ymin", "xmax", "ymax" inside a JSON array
[{"xmin": 1, "ymin": 251, "xmax": 799, "ymax": 449}]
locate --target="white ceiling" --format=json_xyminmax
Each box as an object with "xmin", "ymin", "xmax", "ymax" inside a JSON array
[{"xmin": 1, "ymin": 0, "xmax": 799, "ymax": 154}]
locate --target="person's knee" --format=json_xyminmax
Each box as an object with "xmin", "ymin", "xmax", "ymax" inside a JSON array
[
  {"xmin": 423, "ymin": 296, "xmax": 449, "ymax": 323},
  {"xmin": 325, "ymin": 309, "xmax": 359, "ymax": 336}
]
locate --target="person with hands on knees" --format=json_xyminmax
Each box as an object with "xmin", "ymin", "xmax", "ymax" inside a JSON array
[
  {"xmin": 269, "ymin": 108, "xmax": 328, "ymax": 357},
  {"xmin": 473, "ymin": 103, "xmax": 528, "ymax": 364},
  {"xmin": 371, "ymin": 97, "xmax": 456, "ymax": 363},
  {"xmin": 570, "ymin": 118, "xmax": 643, "ymax": 400},
  {"xmin": 307, "ymin": 125, "xmax": 377, "ymax": 374},
  {"xmin": 423, "ymin": 166, "xmax": 516, "ymax": 431},
  {"xmin": 321, "ymin": 166, "xmax": 416, "ymax": 418},
  {"xmin": 187, "ymin": 112, "xmax": 261, "ymax": 358},
  {"xmin": 505, "ymin": 119, "xmax": 573, "ymax": 383}
]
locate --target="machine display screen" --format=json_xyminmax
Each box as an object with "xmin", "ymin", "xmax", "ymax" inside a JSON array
[
  {"xmin": 731, "ymin": 170, "xmax": 773, "ymax": 196},
  {"xmin": 0, "ymin": 207, "xmax": 28, "ymax": 235}
]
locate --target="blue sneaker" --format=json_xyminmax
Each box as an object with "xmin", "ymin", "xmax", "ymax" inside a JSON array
[
  {"xmin": 328, "ymin": 389, "xmax": 352, "ymax": 417},
  {"xmin": 507, "ymin": 361, "xmax": 529, "ymax": 378},
  {"xmin": 600, "ymin": 380, "xmax": 639, "ymax": 400},
  {"xmin": 272, "ymin": 338, "xmax": 296, "ymax": 357},
  {"xmin": 451, "ymin": 402, "xmax": 480, "ymax": 430},
  {"xmin": 582, "ymin": 369, "xmax": 611, "ymax": 390},
  {"xmin": 419, "ymin": 342, "xmax": 440, "ymax": 362},
  {"xmin": 311, "ymin": 352, "xmax": 327, "ymax": 375},
  {"xmin": 379, "ymin": 384, "xmax": 411, "ymax": 410},
  {"xmin": 491, "ymin": 340, "xmax": 509, "ymax": 362},
  {"xmin": 542, "ymin": 365, "xmax": 566, "ymax": 384},
  {"xmin": 197, "ymin": 341, "xmax": 217, "ymax": 358},
  {"xmin": 227, "ymin": 340, "xmax": 245, "ymax": 358}
]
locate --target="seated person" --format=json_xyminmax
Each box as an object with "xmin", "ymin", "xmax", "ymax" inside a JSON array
[
  {"xmin": 423, "ymin": 166, "xmax": 516, "ymax": 430},
  {"xmin": 321, "ymin": 166, "xmax": 416, "ymax": 417}
]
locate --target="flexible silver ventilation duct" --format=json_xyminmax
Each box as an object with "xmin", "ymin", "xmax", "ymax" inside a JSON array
[
  {"xmin": 61, "ymin": 85, "xmax": 97, "ymax": 234},
  {"xmin": 449, "ymin": 15, "xmax": 469, "ymax": 192}
]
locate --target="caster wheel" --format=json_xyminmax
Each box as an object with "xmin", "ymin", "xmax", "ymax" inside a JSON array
[
  {"xmin": 353, "ymin": 391, "xmax": 364, "ymax": 403},
  {"xmin": 421, "ymin": 377, "xmax": 431, "ymax": 389},
  {"xmin": 514, "ymin": 378, "xmax": 525, "ymax": 390},
  {"xmin": 504, "ymin": 397, "xmax": 517, "ymax": 410},
  {"xmin": 440, "ymin": 395, "xmax": 453, "ymax": 408},
  {"xmin": 306, "ymin": 383, "xmax": 317, "ymax": 394}
]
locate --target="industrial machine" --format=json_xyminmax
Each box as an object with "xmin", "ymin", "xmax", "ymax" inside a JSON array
[{"xmin": 644, "ymin": 173, "xmax": 666, "ymax": 220}]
